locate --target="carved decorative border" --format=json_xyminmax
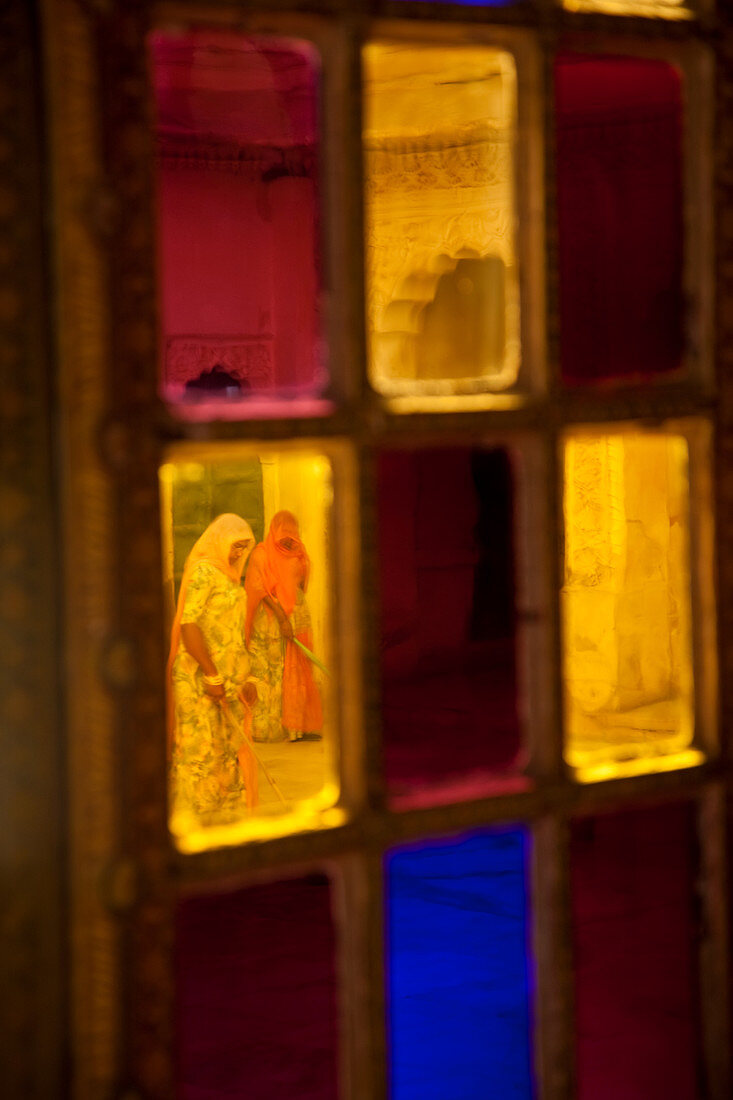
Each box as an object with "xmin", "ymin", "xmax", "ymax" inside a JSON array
[
  {"xmin": 158, "ymin": 137, "xmax": 318, "ymax": 178},
  {"xmin": 165, "ymin": 333, "xmax": 275, "ymax": 389},
  {"xmin": 94, "ymin": 2, "xmax": 176, "ymax": 1096},
  {"xmin": 42, "ymin": 0, "xmax": 134, "ymax": 1095}
]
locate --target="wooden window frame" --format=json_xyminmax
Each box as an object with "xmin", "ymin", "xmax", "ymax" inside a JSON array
[{"xmin": 36, "ymin": 1, "xmax": 732, "ymax": 1098}]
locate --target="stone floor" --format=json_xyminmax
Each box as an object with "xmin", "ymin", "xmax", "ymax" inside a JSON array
[{"xmin": 251, "ymin": 737, "xmax": 326, "ymax": 806}]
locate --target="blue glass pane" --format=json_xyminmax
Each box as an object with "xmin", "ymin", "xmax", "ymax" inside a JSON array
[{"xmin": 386, "ymin": 828, "xmax": 535, "ymax": 1100}]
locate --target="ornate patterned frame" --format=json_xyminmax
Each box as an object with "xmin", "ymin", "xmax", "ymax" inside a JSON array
[{"xmin": 164, "ymin": 334, "xmax": 276, "ymax": 391}]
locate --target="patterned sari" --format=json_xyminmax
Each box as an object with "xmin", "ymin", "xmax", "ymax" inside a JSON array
[{"xmin": 167, "ymin": 514, "xmax": 258, "ymax": 826}]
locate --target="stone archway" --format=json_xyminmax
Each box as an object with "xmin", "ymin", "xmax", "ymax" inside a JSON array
[{"xmin": 363, "ymin": 44, "xmax": 520, "ymax": 391}]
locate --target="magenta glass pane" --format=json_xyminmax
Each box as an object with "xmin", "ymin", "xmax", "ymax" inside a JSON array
[
  {"xmin": 555, "ymin": 55, "xmax": 684, "ymax": 384},
  {"xmin": 175, "ymin": 875, "xmax": 340, "ymax": 1099},
  {"xmin": 149, "ymin": 31, "xmax": 329, "ymax": 418},
  {"xmin": 570, "ymin": 803, "xmax": 702, "ymax": 1100},
  {"xmin": 378, "ymin": 448, "xmax": 523, "ymax": 807}
]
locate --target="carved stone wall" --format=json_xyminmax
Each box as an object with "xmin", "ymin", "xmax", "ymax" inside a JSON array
[
  {"xmin": 362, "ymin": 45, "xmax": 520, "ymax": 392},
  {"xmin": 365, "ymin": 130, "xmax": 520, "ymax": 389},
  {"xmin": 165, "ymin": 334, "xmax": 275, "ymax": 391}
]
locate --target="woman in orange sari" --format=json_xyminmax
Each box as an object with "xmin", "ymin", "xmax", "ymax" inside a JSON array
[
  {"xmin": 167, "ymin": 513, "xmax": 259, "ymax": 827},
  {"xmin": 245, "ymin": 510, "xmax": 323, "ymax": 742}
]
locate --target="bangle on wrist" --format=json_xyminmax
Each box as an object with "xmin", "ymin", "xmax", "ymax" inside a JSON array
[{"xmin": 203, "ymin": 673, "xmax": 224, "ymax": 686}]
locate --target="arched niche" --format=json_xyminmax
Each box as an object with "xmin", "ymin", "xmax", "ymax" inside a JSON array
[{"xmin": 150, "ymin": 30, "xmax": 325, "ymax": 402}]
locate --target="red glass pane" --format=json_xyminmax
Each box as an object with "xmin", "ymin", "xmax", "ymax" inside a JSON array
[
  {"xmin": 149, "ymin": 30, "xmax": 329, "ymax": 417},
  {"xmin": 570, "ymin": 803, "xmax": 702, "ymax": 1100},
  {"xmin": 377, "ymin": 448, "xmax": 523, "ymax": 807},
  {"xmin": 175, "ymin": 875, "xmax": 340, "ymax": 1099},
  {"xmin": 555, "ymin": 55, "xmax": 684, "ymax": 384}
]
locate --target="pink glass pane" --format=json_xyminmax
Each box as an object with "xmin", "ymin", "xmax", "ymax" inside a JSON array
[
  {"xmin": 150, "ymin": 30, "xmax": 329, "ymax": 418},
  {"xmin": 175, "ymin": 875, "xmax": 340, "ymax": 1099},
  {"xmin": 570, "ymin": 803, "xmax": 702, "ymax": 1100},
  {"xmin": 556, "ymin": 55, "xmax": 684, "ymax": 384},
  {"xmin": 378, "ymin": 448, "xmax": 523, "ymax": 808}
]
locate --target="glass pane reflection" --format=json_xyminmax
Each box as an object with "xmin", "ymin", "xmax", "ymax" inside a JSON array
[
  {"xmin": 570, "ymin": 804, "xmax": 701, "ymax": 1100},
  {"xmin": 176, "ymin": 875, "xmax": 340, "ymax": 1099},
  {"xmin": 363, "ymin": 42, "xmax": 520, "ymax": 397},
  {"xmin": 562, "ymin": 431, "xmax": 700, "ymax": 781},
  {"xmin": 556, "ymin": 55, "xmax": 684, "ymax": 384},
  {"xmin": 149, "ymin": 30, "xmax": 328, "ymax": 415},
  {"xmin": 386, "ymin": 828, "xmax": 535, "ymax": 1099},
  {"xmin": 161, "ymin": 447, "xmax": 339, "ymax": 847},
  {"xmin": 378, "ymin": 447, "xmax": 523, "ymax": 807},
  {"xmin": 563, "ymin": 0, "xmax": 692, "ymax": 20}
]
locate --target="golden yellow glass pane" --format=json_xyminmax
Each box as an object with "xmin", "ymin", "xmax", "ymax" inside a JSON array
[
  {"xmin": 160, "ymin": 443, "xmax": 345, "ymax": 850},
  {"xmin": 562, "ymin": 431, "xmax": 701, "ymax": 782},
  {"xmin": 563, "ymin": 0, "xmax": 692, "ymax": 18},
  {"xmin": 363, "ymin": 42, "xmax": 520, "ymax": 398}
]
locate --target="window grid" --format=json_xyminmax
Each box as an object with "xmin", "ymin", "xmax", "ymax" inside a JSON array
[{"xmin": 40, "ymin": 1, "xmax": 731, "ymax": 1099}]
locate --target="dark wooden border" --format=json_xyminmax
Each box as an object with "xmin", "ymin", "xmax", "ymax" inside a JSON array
[{"xmin": 0, "ymin": 1, "xmax": 66, "ymax": 1096}]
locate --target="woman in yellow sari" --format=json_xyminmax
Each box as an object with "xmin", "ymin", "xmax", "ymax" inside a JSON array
[{"xmin": 167, "ymin": 513, "xmax": 259, "ymax": 828}]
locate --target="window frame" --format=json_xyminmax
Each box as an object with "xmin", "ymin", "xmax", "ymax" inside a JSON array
[{"xmin": 39, "ymin": 1, "xmax": 732, "ymax": 1098}]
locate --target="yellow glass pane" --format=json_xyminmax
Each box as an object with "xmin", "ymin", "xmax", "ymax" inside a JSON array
[
  {"xmin": 562, "ymin": 431, "xmax": 701, "ymax": 782},
  {"xmin": 160, "ymin": 443, "xmax": 345, "ymax": 850},
  {"xmin": 363, "ymin": 42, "xmax": 519, "ymax": 398},
  {"xmin": 563, "ymin": 0, "xmax": 692, "ymax": 18}
]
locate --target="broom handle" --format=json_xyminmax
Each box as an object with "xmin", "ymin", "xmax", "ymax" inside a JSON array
[
  {"xmin": 222, "ymin": 705, "xmax": 287, "ymax": 803},
  {"xmin": 292, "ymin": 636, "xmax": 330, "ymax": 677}
]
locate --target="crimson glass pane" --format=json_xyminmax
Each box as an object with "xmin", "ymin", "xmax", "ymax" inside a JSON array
[
  {"xmin": 386, "ymin": 828, "xmax": 535, "ymax": 1099},
  {"xmin": 555, "ymin": 56, "xmax": 684, "ymax": 384},
  {"xmin": 570, "ymin": 803, "xmax": 702, "ymax": 1100},
  {"xmin": 378, "ymin": 448, "xmax": 522, "ymax": 807},
  {"xmin": 175, "ymin": 875, "xmax": 340, "ymax": 1099},
  {"xmin": 150, "ymin": 30, "xmax": 328, "ymax": 417}
]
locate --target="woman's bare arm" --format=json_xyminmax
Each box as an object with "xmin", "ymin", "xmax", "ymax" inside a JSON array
[
  {"xmin": 180, "ymin": 622, "xmax": 226, "ymax": 700},
  {"xmin": 261, "ymin": 594, "xmax": 293, "ymax": 640}
]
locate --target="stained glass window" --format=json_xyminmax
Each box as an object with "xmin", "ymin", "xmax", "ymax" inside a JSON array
[
  {"xmin": 570, "ymin": 803, "xmax": 701, "ymax": 1100},
  {"xmin": 176, "ymin": 875, "xmax": 340, "ymax": 1099},
  {"xmin": 150, "ymin": 30, "xmax": 329, "ymax": 416},
  {"xmin": 563, "ymin": 0, "xmax": 693, "ymax": 20},
  {"xmin": 377, "ymin": 446, "xmax": 524, "ymax": 805},
  {"xmin": 556, "ymin": 55, "xmax": 685, "ymax": 384},
  {"xmin": 36, "ymin": 3, "xmax": 726, "ymax": 1098},
  {"xmin": 386, "ymin": 828, "xmax": 535, "ymax": 1099},
  {"xmin": 160, "ymin": 443, "xmax": 350, "ymax": 850},
  {"xmin": 363, "ymin": 41, "xmax": 521, "ymax": 401},
  {"xmin": 562, "ymin": 429, "xmax": 700, "ymax": 781}
]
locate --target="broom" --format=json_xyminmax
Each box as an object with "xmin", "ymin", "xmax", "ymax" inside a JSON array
[{"xmin": 221, "ymin": 704, "xmax": 287, "ymax": 804}]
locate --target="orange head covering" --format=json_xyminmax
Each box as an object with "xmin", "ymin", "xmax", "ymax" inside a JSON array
[
  {"xmin": 244, "ymin": 510, "xmax": 310, "ymax": 644},
  {"xmin": 166, "ymin": 513, "xmax": 254, "ymax": 745}
]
